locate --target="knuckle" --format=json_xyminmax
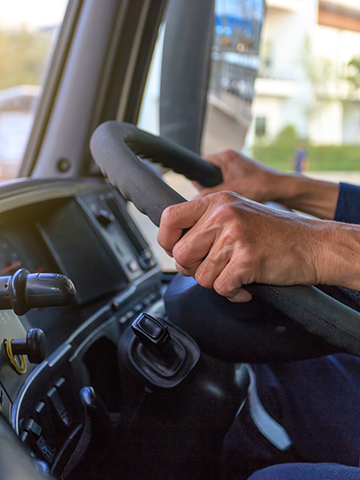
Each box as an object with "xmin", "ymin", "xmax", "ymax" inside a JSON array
[
  {"xmin": 194, "ymin": 269, "xmax": 213, "ymax": 289},
  {"xmin": 206, "ymin": 191, "xmax": 230, "ymax": 210},
  {"xmin": 215, "ymin": 201, "xmax": 238, "ymax": 221},
  {"xmin": 172, "ymin": 242, "xmax": 189, "ymax": 266},
  {"xmin": 221, "ymin": 228, "xmax": 238, "ymax": 247}
]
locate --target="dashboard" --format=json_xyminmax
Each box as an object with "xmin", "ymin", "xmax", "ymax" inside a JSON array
[{"xmin": 0, "ymin": 177, "xmax": 163, "ymax": 477}]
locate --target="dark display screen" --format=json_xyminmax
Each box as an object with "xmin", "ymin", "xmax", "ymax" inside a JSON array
[{"xmin": 38, "ymin": 199, "xmax": 128, "ymax": 305}]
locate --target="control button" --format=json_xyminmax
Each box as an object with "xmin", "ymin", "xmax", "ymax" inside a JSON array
[
  {"xmin": 134, "ymin": 303, "xmax": 144, "ymax": 313},
  {"xmin": 144, "ymin": 292, "xmax": 157, "ymax": 306},
  {"xmin": 20, "ymin": 431, "xmax": 30, "ymax": 445},
  {"xmin": 23, "ymin": 418, "xmax": 42, "ymax": 439},
  {"xmin": 95, "ymin": 210, "xmax": 114, "ymax": 228},
  {"xmin": 126, "ymin": 261, "xmax": 139, "ymax": 273},
  {"xmin": 47, "ymin": 387, "xmax": 72, "ymax": 430},
  {"xmin": 23, "ymin": 418, "xmax": 55, "ymax": 463},
  {"xmin": 139, "ymin": 251, "xmax": 155, "ymax": 270},
  {"xmin": 124, "ymin": 310, "xmax": 134, "ymax": 321},
  {"xmin": 132, "ymin": 313, "xmax": 169, "ymax": 346},
  {"xmin": 55, "ymin": 377, "xmax": 66, "ymax": 390},
  {"xmin": 35, "ymin": 401, "xmax": 56, "ymax": 449},
  {"xmin": 138, "ymin": 315, "xmax": 162, "ymax": 340}
]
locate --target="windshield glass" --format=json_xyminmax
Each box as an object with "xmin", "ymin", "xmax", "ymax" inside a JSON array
[{"xmin": 0, "ymin": 0, "xmax": 68, "ymax": 181}]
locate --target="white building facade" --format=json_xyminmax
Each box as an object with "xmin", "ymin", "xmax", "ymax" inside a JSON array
[{"xmin": 251, "ymin": 0, "xmax": 360, "ymax": 145}]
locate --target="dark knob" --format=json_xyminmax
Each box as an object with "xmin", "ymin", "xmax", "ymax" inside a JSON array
[
  {"xmin": 80, "ymin": 386, "xmax": 111, "ymax": 438},
  {"xmin": 132, "ymin": 313, "xmax": 181, "ymax": 369},
  {"xmin": 132, "ymin": 313, "xmax": 170, "ymax": 348},
  {"xmin": 11, "ymin": 328, "xmax": 46, "ymax": 364}
]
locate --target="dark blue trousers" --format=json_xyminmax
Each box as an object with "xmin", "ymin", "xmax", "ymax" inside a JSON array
[
  {"xmin": 248, "ymin": 463, "xmax": 360, "ymax": 480},
  {"xmin": 222, "ymin": 354, "xmax": 360, "ymax": 480}
]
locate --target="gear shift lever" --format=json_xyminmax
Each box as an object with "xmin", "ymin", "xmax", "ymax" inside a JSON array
[
  {"xmin": 132, "ymin": 314, "xmax": 184, "ymax": 372},
  {"xmin": 129, "ymin": 313, "xmax": 200, "ymax": 389}
]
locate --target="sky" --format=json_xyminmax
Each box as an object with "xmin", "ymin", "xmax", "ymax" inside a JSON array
[{"xmin": 0, "ymin": 0, "xmax": 68, "ymax": 29}]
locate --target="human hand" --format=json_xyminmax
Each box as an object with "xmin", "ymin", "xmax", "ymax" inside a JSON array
[
  {"xmin": 158, "ymin": 192, "xmax": 328, "ymax": 302},
  {"xmin": 195, "ymin": 149, "xmax": 339, "ymax": 220},
  {"xmin": 194, "ymin": 150, "xmax": 283, "ymax": 203}
]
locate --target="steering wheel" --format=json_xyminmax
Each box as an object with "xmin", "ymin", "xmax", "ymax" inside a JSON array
[{"xmin": 90, "ymin": 121, "xmax": 360, "ymax": 360}]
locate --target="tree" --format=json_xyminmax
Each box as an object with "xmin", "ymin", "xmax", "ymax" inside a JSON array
[
  {"xmin": 0, "ymin": 26, "xmax": 53, "ymax": 91},
  {"xmin": 346, "ymin": 57, "xmax": 360, "ymax": 94}
]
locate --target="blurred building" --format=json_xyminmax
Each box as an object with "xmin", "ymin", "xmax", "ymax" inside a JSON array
[
  {"xmin": 0, "ymin": 85, "xmax": 40, "ymax": 179},
  {"xmin": 250, "ymin": 0, "xmax": 360, "ymax": 145}
]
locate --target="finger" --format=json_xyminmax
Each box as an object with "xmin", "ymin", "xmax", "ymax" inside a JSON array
[
  {"xmin": 175, "ymin": 261, "xmax": 193, "ymax": 277},
  {"xmin": 157, "ymin": 199, "xmax": 208, "ymax": 254},
  {"xmin": 193, "ymin": 245, "xmax": 231, "ymax": 289},
  {"xmin": 213, "ymin": 261, "xmax": 249, "ymax": 300},
  {"xmin": 227, "ymin": 288, "xmax": 252, "ymax": 303},
  {"xmin": 172, "ymin": 227, "xmax": 214, "ymax": 270}
]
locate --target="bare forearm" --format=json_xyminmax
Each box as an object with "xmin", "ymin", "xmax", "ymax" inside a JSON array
[
  {"xmin": 273, "ymin": 174, "xmax": 339, "ymax": 220},
  {"xmin": 198, "ymin": 151, "xmax": 340, "ymax": 219}
]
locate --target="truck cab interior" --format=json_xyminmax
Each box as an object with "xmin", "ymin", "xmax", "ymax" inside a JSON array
[{"xmin": 0, "ymin": 1, "xmax": 360, "ymax": 479}]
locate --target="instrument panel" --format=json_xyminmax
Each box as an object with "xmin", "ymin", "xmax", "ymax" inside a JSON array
[{"xmin": 0, "ymin": 177, "xmax": 162, "ymax": 463}]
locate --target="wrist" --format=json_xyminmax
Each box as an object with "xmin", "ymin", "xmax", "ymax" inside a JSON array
[
  {"xmin": 274, "ymin": 174, "xmax": 339, "ymax": 219},
  {"xmin": 316, "ymin": 221, "xmax": 360, "ymax": 290}
]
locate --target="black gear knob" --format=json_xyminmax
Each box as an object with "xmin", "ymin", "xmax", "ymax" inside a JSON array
[{"xmin": 10, "ymin": 328, "xmax": 46, "ymax": 364}]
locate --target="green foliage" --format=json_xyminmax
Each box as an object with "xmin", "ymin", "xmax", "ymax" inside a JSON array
[
  {"xmin": 273, "ymin": 125, "xmax": 298, "ymax": 148},
  {"xmin": 346, "ymin": 56, "xmax": 360, "ymax": 93},
  {"xmin": 306, "ymin": 145, "xmax": 360, "ymax": 171},
  {"xmin": 253, "ymin": 142, "xmax": 360, "ymax": 172},
  {"xmin": 0, "ymin": 26, "xmax": 52, "ymax": 90},
  {"xmin": 253, "ymin": 124, "xmax": 360, "ymax": 172},
  {"xmin": 253, "ymin": 125, "xmax": 299, "ymax": 170}
]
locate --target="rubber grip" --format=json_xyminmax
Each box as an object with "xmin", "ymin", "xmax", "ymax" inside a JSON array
[
  {"xmin": 92, "ymin": 121, "xmax": 222, "ymax": 186},
  {"xmin": 90, "ymin": 122, "xmax": 186, "ymax": 226}
]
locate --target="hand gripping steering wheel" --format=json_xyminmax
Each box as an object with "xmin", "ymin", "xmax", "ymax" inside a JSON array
[{"xmin": 90, "ymin": 121, "xmax": 360, "ymax": 360}]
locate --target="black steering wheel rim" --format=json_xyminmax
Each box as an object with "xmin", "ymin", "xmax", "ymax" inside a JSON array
[{"xmin": 90, "ymin": 121, "xmax": 360, "ymax": 357}]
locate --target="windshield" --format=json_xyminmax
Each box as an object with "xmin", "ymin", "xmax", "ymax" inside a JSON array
[
  {"xmin": 135, "ymin": 0, "xmax": 360, "ymax": 271},
  {"xmin": 0, "ymin": 0, "xmax": 68, "ymax": 181}
]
